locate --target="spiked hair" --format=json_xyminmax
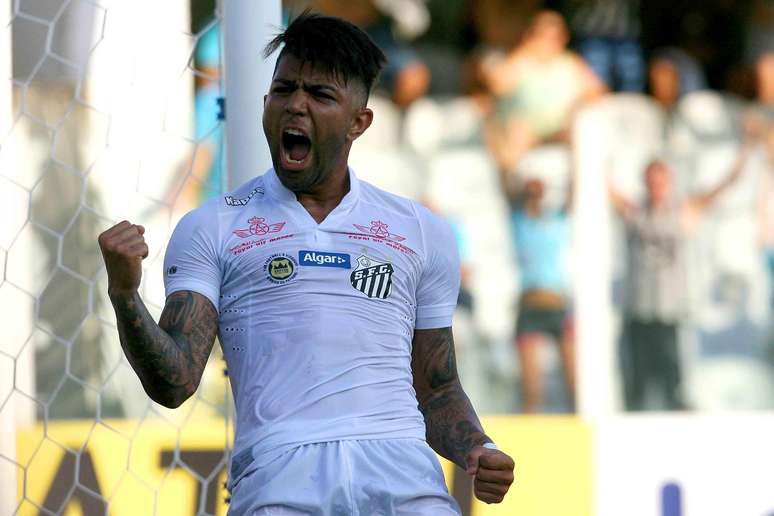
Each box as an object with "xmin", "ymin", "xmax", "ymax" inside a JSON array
[{"xmin": 264, "ymin": 11, "xmax": 387, "ymax": 101}]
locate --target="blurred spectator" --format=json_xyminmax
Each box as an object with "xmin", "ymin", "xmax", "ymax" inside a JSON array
[
  {"xmin": 751, "ymin": 52, "xmax": 774, "ymax": 317},
  {"xmin": 648, "ymin": 47, "xmax": 706, "ymax": 111},
  {"xmin": 481, "ymin": 10, "xmax": 606, "ymax": 187},
  {"xmin": 467, "ymin": 0, "xmax": 541, "ymax": 51},
  {"xmin": 748, "ymin": 51, "xmax": 774, "ymax": 311},
  {"xmin": 745, "ymin": 0, "xmax": 774, "ymax": 66},
  {"xmin": 564, "ymin": 0, "xmax": 645, "ymax": 92},
  {"xmin": 754, "ymin": 51, "xmax": 774, "ymax": 114},
  {"xmin": 609, "ymin": 140, "xmax": 756, "ymax": 411},
  {"xmin": 313, "ymin": 0, "xmax": 431, "ymax": 108},
  {"xmin": 509, "ymin": 173, "xmax": 575, "ymax": 413},
  {"xmin": 448, "ymin": 218, "xmax": 490, "ymax": 409}
]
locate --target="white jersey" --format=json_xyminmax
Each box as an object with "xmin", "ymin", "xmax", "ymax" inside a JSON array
[{"xmin": 163, "ymin": 168, "xmax": 460, "ymax": 488}]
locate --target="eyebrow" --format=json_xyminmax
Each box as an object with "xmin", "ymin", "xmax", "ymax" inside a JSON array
[{"xmin": 273, "ymin": 78, "xmax": 340, "ymax": 93}]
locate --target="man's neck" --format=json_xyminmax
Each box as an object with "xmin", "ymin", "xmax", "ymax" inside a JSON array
[{"xmin": 296, "ymin": 167, "xmax": 351, "ymax": 224}]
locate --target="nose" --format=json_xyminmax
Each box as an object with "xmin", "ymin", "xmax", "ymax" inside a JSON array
[{"xmin": 286, "ymin": 89, "xmax": 308, "ymax": 116}]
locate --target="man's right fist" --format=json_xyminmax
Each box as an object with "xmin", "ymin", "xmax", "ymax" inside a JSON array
[{"xmin": 98, "ymin": 221, "xmax": 149, "ymax": 296}]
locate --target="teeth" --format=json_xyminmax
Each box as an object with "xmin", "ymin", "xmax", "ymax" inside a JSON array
[{"xmin": 285, "ymin": 128, "xmax": 305, "ymax": 136}]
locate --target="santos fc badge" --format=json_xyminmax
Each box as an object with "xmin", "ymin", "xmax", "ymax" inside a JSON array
[{"xmin": 350, "ymin": 255, "xmax": 393, "ymax": 299}]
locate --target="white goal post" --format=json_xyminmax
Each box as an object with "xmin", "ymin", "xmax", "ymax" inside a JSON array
[{"xmin": 223, "ymin": 1, "xmax": 281, "ymax": 188}]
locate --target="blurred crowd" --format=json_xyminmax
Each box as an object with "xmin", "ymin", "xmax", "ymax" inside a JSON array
[{"xmin": 259, "ymin": 0, "xmax": 773, "ymax": 414}]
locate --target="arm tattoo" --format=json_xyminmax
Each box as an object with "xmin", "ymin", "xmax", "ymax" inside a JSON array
[
  {"xmin": 412, "ymin": 327, "xmax": 491, "ymax": 468},
  {"xmin": 111, "ymin": 290, "xmax": 218, "ymax": 407}
]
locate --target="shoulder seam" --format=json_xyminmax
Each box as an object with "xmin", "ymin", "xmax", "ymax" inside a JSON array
[{"xmin": 411, "ymin": 201, "xmax": 431, "ymax": 272}]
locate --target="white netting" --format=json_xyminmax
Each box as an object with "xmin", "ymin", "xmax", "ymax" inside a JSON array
[{"xmin": 0, "ymin": 1, "xmax": 235, "ymax": 514}]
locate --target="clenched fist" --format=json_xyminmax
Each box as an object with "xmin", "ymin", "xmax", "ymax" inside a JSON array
[
  {"xmin": 465, "ymin": 445, "xmax": 515, "ymax": 504},
  {"xmin": 98, "ymin": 221, "xmax": 149, "ymax": 296}
]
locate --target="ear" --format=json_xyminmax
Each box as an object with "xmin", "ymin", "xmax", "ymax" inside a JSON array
[{"xmin": 348, "ymin": 107, "xmax": 373, "ymax": 142}]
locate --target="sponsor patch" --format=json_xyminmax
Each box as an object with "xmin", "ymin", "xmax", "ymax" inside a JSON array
[
  {"xmin": 165, "ymin": 265, "xmax": 178, "ymax": 276},
  {"xmin": 298, "ymin": 250, "xmax": 351, "ymax": 269},
  {"xmin": 233, "ymin": 217, "xmax": 286, "ymax": 238},
  {"xmin": 263, "ymin": 253, "xmax": 298, "ymax": 284},
  {"xmin": 350, "ymin": 255, "xmax": 393, "ymax": 299},
  {"xmin": 352, "ymin": 220, "xmax": 406, "ymax": 242}
]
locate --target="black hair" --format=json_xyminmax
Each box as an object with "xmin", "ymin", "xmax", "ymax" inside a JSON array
[{"xmin": 263, "ymin": 11, "xmax": 387, "ymax": 101}]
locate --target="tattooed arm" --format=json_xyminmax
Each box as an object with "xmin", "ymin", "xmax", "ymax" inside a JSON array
[
  {"xmin": 99, "ymin": 221, "xmax": 218, "ymax": 408},
  {"xmin": 111, "ymin": 290, "xmax": 217, "ymax": 408},
  {"xmin": 411, "ymin": 327, "xmax": 490, "ymax": 465},
  {"xmin": 412, "ymin": 327, "xmax": 515, "ymax": 503}
]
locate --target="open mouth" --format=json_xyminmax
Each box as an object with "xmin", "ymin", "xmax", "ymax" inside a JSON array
[{"xmin": 281, "ymin": 128, "xmax": 312, "ymax": 166}]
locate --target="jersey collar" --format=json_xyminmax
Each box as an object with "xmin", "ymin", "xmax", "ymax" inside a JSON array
[{"xmin": 263, "ymin": 167, "xmax": 361, "ymax": 209}]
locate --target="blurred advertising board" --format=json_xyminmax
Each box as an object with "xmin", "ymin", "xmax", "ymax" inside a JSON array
[
  {"xmin": 15, "ymin": 416, "xmax": 591, "ymax": 516},
  {"xmin": 596, "ymin": 414, "xmax": 774, "ymax": 516}
]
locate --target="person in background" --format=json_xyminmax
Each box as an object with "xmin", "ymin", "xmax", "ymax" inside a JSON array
[
  {"xmin": 509, "ymin": 172, "xmax": 575, "ymax": 413},
  {"xmin": 314, "ymin": 0, "xmax": 431, "ymax": 108},
  {"xmin": 753, "ymin": 51, "xmax": 774, "ymax": 117},
  {"xmin": 745, "ymin": 0, "xmax": 774, "ymax": 69},
  {"xmin": 648, "ymin": 47, "xmax": 706, "ymax": 112},
  {"xmin": 563, "ymin": 0, "xmax": 645, "ymax": 92},
  {"xmin": 609, "ymin": 137, "xmax": 757, "ymax": 411},
  {"xmin": 482, "ymin": 10, "xmax": 606, "ymax": 185},
  {"xmin": 750, "ymin": 51, "xmax": 774, "ymax": 311}
]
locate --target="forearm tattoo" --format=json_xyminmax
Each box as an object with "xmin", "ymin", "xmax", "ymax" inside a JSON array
[
  {"xmin": 412, "ymin": 327, "xmax": 490, "ymax": 468},
  {"xmin": 111, "ymin": 290, "xmax": 217, "ymax": 406}
]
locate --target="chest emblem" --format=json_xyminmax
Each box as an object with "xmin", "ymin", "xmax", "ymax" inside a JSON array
[
  {"xmin": 353, "ymin": 220, "xmax": 405, "ymax": 242},
  {"xmin": 350, "ymin": 255, "xmax": 393, "ymax": 299},
  {"xmin": 264, "ymin": 253, "xmax": 298, "ymax": 284},
  {"xmin": 233, "ymin": 217, "xmax": 286, "ymax": 238}
]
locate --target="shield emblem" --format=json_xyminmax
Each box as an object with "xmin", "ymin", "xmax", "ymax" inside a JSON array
[
  {"xmin": 350, "ymin": 255, "xmax": 393, "ymax": 299},
  {"xmin": 268, "ymin": 257, "xmax": 294, "ymax": 280}
]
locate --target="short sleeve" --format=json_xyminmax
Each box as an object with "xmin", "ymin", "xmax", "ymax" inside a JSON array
[
  {"xmin": 415, "ymin": 211, "xmax": 461, "ymax": 329},
  {"xmin": 163, "ymin": 207, "xmax": 222, "ymax": 311}
]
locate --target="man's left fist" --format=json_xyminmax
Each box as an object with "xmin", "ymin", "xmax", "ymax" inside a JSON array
[{"xmin": 465, "ymin": 445, "xmax": 515, "ymax": 504}]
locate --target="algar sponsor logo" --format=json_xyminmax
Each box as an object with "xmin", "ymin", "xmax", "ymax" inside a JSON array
[{"xmin": 298, "ymin": 250, "xmax": 351, "ymax": 269}]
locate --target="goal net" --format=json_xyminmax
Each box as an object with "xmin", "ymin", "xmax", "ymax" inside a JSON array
[{"xmin": 1, "ymin": 1, "xmax": 236, "ymax": 514}]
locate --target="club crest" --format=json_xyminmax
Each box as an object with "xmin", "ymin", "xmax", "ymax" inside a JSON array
[{"xmin": 350, "ymin": 255, "xmax": 393, "ymax": 299}]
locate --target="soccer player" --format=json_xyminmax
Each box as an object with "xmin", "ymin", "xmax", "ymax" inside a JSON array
[{"xmin": 98, "ymin": 12, "xmax": 514, "ymax": 514}]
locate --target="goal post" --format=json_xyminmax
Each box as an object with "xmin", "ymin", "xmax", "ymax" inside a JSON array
[
  {"xmin": 1, "ymin": 0, "xmax": 17, "ymax": 512},
  {"xmin": 223, "ymin": 1, "xmax": 281, "ymax": 189}
]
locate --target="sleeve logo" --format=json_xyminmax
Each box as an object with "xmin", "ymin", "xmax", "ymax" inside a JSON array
[
  {"xmin": 299, "ymin": 250, "xmax": 351, "ymax": 269},
  {"xmin": 350, "ymin": 255, "xmax": 393, "ymax": 299}
]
